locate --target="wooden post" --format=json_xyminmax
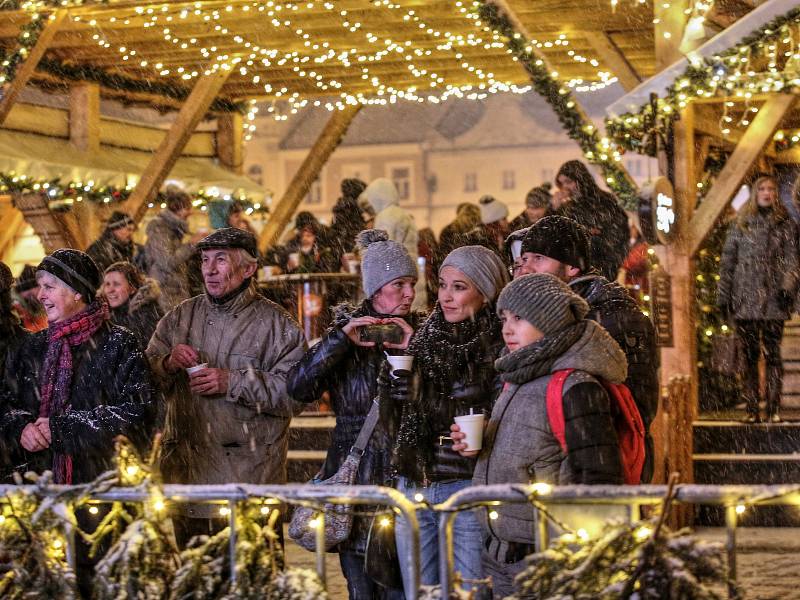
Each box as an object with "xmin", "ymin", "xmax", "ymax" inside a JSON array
[
  {"xmin": 123, "ymin": 70, "xmax": 232, "ymax": 223},
  {"xmin": 0, "ymin": 11, "xmax": 66, "ymax": 125},
  {"xmin": 583, "ymin": 31, "xmax": 641, "ymax": 91},
  {"xmin": 258, "ymin": 104, "xmax": 362, "ymax": 252},
  {"xmin": 217, "ymin": 112, "xmax": 243, "ymax": 174},
  {"xmin": 0, "ymin": 204, "xmax": 23, "ymax": 257},
  {"xmin": 69, "ymin": 82, "xmax": 100, "ymax": 153},
  {"xmin": 14, "ymin": 192, "xmax": 84, "ymax": 251},
  {"xmin": 686, "ymin": 94, "xmax": 796, "ymax": 256}
]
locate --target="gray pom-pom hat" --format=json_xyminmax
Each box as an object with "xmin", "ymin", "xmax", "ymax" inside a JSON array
[{"xmin": 356, "ymin": 229, "xmax": 417, "ymax": 298}]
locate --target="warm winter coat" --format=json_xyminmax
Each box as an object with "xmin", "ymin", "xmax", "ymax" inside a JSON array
[
  {"xmin": 555, "ymin": 162, "xmax": 629, "ymax": 280},
  {"xmin": 146, "ymin": 284, "xmax": 306, "ymax": 517},
  {"xmin": 109, "ymin": 280, "xmax": 164, "ymax": 351},
  {"xmin": 473, "ymin": 321, "xmax": 626, "ymax": 545},
  {"xmin": 718, "ymin": 210, "xmax": 800, "ymax": 321},
  {"xmin": 0, "ymin": 323, "xmax": 156, "ymax": 482},
  {"xmin": 145, "ymin": 210, "xmax": 196, "ymax": 312},
  {"xmin": 86, "ymin": 230, "xmax": 144, "ymax": 274},
  {"xmin": 286, "ymin": 301, "xmax": 423, "ymax": 551},
  {"xmin": 570, "ymin": 274, "xmax": 659, "ymax": 482}
]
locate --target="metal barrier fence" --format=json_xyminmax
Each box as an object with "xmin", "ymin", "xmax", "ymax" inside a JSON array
[{"xmin": 1, "ymin": 481, "xmax": 798, "ymax": 599}]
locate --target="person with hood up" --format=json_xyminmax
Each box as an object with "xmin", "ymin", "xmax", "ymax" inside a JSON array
[
  {"xmin": 514, "ymin": 216, "xmax": 658, "ymax": 482},
  {"xmin": 287, "ymin": 229, "xmax": 421, "ymax": 600},
  {"xmin": 362, "ymin": 178, "xmax": 426, "ymax": 309},
  {"xmin": 328, "ymin": 178, "xmax": 368, "ymax": 265},
  {"xmin": 464, "ymin": 195, "xmax": 511, "ymax": 260},
  {"xmin": 86, "ymin": 211, "xmax": 145, "ymax": 274},
  {"xmin": 554, "ymin": 160, "xmax": 629, "ymax": 280},
  {"xmin": 382, "ymin": 245, "xmax": 508, "ymax": 596},
  {"xmin": 456, "ymin": 273, "xmax": 625, "ymax": 597},
  {"xmin": 145, "ymin": 187, "xmax": 205, "ymax": 312},
  {"xmin": 103, "ymin": 261, "xmax": 164, "ymax": 350},
  {"xmin": 509, "ymin": 183, "xmax": 552, "ymax": 232},
  {"xmin": 718, "ymin": 175, "xmax": 800, "ymax": 423},
  {"xmin": 146, "ymin": 227, "xmax": 306, "ymax": 546}
]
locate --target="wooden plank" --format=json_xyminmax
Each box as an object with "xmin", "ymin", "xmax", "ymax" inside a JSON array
[
  {"xmin": 258, "ymin": 104, "xmax": 362, "ymax": 252},
  {"xmin": 216, "ymin": 112, "xmax": 243, "ymax": 174},
  {"xmin": 0, "ymin": 205, "xmax": 23, "ymax": 257},
  {"xmin": 69, "ymin": 82, "xmax": 100, "ymax": 153},
  {"xmin": 122, "ymin": 70, "xmax": 232, "ymax": 224},
  {"xmin": 582, "ymin": 31, "xmax": 641, "ymax": 91},
  {"xmin": 14, "ymin": 191, "xmax": 80, "ymax": 251},
  {"xmin": 686, "ymin": 94, "xmax": 796, "ymax": 256},
  {"xmin": 0, "ymin": 11, "xmax": 66, "ymax": 126}
]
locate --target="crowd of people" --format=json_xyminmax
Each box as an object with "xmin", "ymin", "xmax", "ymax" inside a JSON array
[{"xmin": 0, "ymin": 157, "xmax": 719, "ymax": 600}]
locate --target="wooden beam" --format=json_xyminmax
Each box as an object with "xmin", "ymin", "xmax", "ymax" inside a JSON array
[
  {"xmin": 258, "ymin": 104, "xmax": 362, "ymax": 252},
  {"xmin": 0, "ymin": 205, "xmax": 23, "ymax": 257},
  {"xmin": 686, "ymin": 94, "xmax": 795, "ymax": 257},
  {"xmin": 0, "ymin": 11, "xmax": 66, "ymax": 126},
  {"xmin": 14, "ymin": 192, "xmax": 83, "ymax": 252},
  {"xmin": 216, "ymin": 112, "xmax": 243, "ymax": 174},
  {"xmin": 122, "ymin": 70, "xmax": 232, "ymax": 224},
  {"xmin": 582, "ymin": 31, "xmax": 642, "ymax": 91},
  {"xmin": 69, "ymin": 82, "xmax": 100, "ymax": 153}
]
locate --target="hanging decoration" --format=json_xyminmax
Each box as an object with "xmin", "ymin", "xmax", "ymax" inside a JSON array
[
  {"xmin": 474, "ymin": 0, "xmax": 639, "ymax": 208},
  {"xmin": 606, "ymin": 7, "xmax": 800, "ymax": 156}
]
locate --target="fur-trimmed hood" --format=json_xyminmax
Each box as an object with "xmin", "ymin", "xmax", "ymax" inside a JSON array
[{"xmin": 128, "ymin": 279, "xmax": 161, "ymax": 314}]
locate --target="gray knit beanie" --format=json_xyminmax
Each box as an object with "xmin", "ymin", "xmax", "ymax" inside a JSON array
[
  {"xmin": 357, "ymin": 229, "xmax": 417, "ymax": 298},
  {"xmin": 496, "ymin": 273, "xmax": 589, "ymax": 337},
  {"xmin": 440, "ymin": 245, "xmax": 509, "ymax": 302}
]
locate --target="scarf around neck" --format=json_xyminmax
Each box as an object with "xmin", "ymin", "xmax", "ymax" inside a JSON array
[
  {"xmin": 39, "ymin": 300, "xmax": 109, "ymax": 483},
  {"xmin": 494, "ymin": 321, "xmax": 586, "ymax": 385}
]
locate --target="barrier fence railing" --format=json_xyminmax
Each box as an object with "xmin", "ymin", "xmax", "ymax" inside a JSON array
[{"xmin": 2, "ymin": 482, "xmax": 799, "ymax": 599}]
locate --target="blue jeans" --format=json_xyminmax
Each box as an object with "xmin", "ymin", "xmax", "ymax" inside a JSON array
[{"xmin": 394, "ymin": 477, "xmax": 483, "ymax": 598}]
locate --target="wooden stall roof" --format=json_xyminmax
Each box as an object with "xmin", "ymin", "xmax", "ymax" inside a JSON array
[{"xmin": 0, "ymin": 0, "xmax": 762, "ymax": 114}]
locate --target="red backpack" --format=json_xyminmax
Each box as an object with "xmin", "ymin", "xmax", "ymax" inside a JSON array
[{"xmin": 545, "ymin": 369, "xmax": 645, "ymax": 484}]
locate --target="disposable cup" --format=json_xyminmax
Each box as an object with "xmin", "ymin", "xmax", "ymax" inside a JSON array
[
  {"xmin": 386, "ymin": 354, "xmax": 414, "ymax": 377},
  {"xmin": 186, "ymin": 362, "xmax": 208, "ymax": 377},
  {"xmin": 347, "ymin": 259, "xmax": 360, "ymax": 274},
  {"xmin": 288, "ymin": 252, "xmax": 300, "ymax": 266},
  {"xmin": 454, "ymin": 413, "xmax": 485, "ymax": 451}
]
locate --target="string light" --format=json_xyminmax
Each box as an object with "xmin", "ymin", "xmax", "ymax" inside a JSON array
[{"xmin": 488, "ymin": 510, "xmax": 499, "ymax": 520}]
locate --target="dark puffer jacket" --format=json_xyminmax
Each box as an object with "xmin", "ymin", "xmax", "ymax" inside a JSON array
[
  {"xmin": 570, "ymin": 274, "xmax": 659, "ymax": 482},
  {"xmin": 286, "ymin": 300, "xmax": 423, "ymax": 551},
  {"xmin": 86, "ymin": 230, "xmax": 144, "ymax": 274},
  {"xmin": 109, "ymin": 279, "xmax": 164, "ymax": 350},
  {"xmin": 718, "ymin": 210, "xmax": 800, "ymax": 321},
  {"xmin": 0, "ymin": 323, "xmax": 156, "ymax": 482}
]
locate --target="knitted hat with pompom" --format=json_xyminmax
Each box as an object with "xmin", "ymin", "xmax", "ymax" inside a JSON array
[{"xmin": 356, "ymin": 229, "xmax": 417, "ymax": 298}]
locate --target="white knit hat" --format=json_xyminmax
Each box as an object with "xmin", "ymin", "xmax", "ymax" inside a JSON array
[{"xmin": 479, "ymin": 195, "xmax": 509, "ymax": 224}]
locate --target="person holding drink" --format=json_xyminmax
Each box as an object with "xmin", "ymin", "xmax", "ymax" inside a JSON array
[{"xmin": 381, "ymin": 245, "xmax": 508, "ymax": 597}]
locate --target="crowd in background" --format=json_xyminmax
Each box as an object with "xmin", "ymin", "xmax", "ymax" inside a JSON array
[{"xmin": 1, "ymin": 157, "xmax": 793, "ymax": 599}]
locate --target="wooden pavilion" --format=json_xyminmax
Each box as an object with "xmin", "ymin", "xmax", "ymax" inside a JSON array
[{"xmin": 0, "ymin": 0, "xmax": 792, "ymax": 494}]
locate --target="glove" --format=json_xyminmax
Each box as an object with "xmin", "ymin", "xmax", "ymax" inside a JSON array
[
  {"xmin": 377, "ymin": 361, "xmax": 413, "ymax": 405},
  {"xmin": 777, "ymin": 290, "xmax": 795, "ymax": 313}
]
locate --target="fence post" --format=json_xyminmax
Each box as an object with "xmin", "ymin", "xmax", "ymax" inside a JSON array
[
  {"xmin": 315, "ymin": 511, "xmax": 327, "ymax": 586},
  {"xmin": 725, "ymin": 505, "xmax": 738, "ymax": 600},
  {"xmin": 228, "ymin": 501, "xmax": 237, "ymax": 589},
  {"xmin": 438, "ymin": 511, "xmax": 457, "ymax": 598}
]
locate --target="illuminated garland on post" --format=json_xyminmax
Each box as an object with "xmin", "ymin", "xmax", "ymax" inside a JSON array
[
  {"xmin": 0, "ymin": 9, "xmax": 47, "ymax": 86},
  {"xmin": 474, "ymin": 1, "xmax": 638, "ymax": 208},
  {"xmin": 606, "ymin": 7, "xmax": 800, "ymax": 155}
]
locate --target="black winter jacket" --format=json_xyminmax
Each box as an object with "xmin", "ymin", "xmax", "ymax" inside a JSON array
[
  {"xmin": 570, "ymin": 274, "xmax": 659, "ymax": 482},
  {"xmin": 0, "ymin": 322, "xmax": 156, "ymax": 482},
  {"xmin": 109, "ymin": 281, "xmax": 164, "ymax": 350},
  {"xmin": 86, "ymin": 230, "xmax": 144, "ymax": 274}
]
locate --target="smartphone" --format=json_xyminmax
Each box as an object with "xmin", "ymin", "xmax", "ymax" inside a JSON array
[{"xmin": 360, "ymin": 323, "xmax": 404, "ymax": 345}]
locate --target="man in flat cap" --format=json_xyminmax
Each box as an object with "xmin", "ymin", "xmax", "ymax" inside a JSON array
[{"xmin": 146, "ymin": 227, "xmax": 306, "ymax": 545}]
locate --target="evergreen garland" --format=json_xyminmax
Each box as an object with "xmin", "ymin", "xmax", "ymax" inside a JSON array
[
  {"xmin": 474, "ymin": 0, "xmax": 639, "ymax": 209},
  {"xmin": 0, "ymin": 10, "xmax": 47, "ymax": 87}
]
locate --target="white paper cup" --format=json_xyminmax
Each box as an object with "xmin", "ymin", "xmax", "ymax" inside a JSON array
[
  {"xmin": 186, "ymin": 362, "xmax": 208, "ymax": 377},
  {"xmin": 288, "ymin": 252, "xmax": 300, "ymax": 268},
  {"xmin": 454, "ymin": 413, "xmax": 485, "ymax": 451},
  {"xmin": 386, "ymin": 354, "xmax": 414, "ymax": 377},
  {"xmin": 347, "ymin": 259, "xmax": 360, "ymax": 274}
]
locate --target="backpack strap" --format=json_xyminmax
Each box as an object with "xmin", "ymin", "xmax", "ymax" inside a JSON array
[{"xmin": 545, "ymin": 369, "xmax": 575, "ymax": 453}]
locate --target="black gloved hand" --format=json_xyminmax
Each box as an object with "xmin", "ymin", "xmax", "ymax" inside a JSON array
[
  {"xmin": 777, "ymin": 290, "xmax": 795, "ymax": 313},
  {"xmin": 377, "ymin": 361, "xmax": 412, "ymax": 405}
]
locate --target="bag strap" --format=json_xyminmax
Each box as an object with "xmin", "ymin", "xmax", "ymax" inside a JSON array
[
  {"xmin": 545, "ymin": 369, "xmax": 574, "ymax": 453},
  {"xmin": 350, "ymin": 396, "xmax": 381, "ymax": 457}
]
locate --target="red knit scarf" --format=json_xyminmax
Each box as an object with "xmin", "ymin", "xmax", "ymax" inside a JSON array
[{"xmin": 38, "ymin": 300, "xmax": 109, "ymax": 483}]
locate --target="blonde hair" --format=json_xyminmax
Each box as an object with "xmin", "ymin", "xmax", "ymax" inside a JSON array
[{"xmin": 737, "ymin": 175, "xmax": 786, "ymax": 229}]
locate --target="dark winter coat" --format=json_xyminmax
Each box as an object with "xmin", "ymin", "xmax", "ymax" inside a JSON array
[
  {"xmin": 145, "ymin": 210, "xmax": 195, "ymax": 312},
  {"xmin": 0, "ymin": 323, "xmax": 156, "ymax": 483},
  {"xmin": 718, "ymin": 210, "xmax": 800, "ymax": 321},
  {"xmin": 555, "ymin": 162, "xmax": 629, "ymax": 280},
  {"xmin": 109, "ymin": 280, "xmax": 164, "ymax": 350},
  {"xmin": 86, "ymin": 230, "xmax": 144, "ymax": 274},
  {"xmin": 473, "ymin": 321, "xmax": 625, "ymax": 546},
  {"xmin": 286, "ymin": 300, "xmax": 423, "ymax": 551},
  {"xmin": 569, "ymin": 274, "xmax": 659, "ymax": 482}
]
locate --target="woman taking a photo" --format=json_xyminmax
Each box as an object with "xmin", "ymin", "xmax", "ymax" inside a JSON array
[
  {"xmin": 718, "ymin": 175, "xmax": 800, "ymax": 423},
  {"xmin": 385, "ymin": 245, "xmax": 508, "ymax": 596}
]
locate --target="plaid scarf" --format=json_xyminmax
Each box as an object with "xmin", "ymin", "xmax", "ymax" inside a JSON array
[{"xmin": 38, "ymin": 300, "xmax": 109, "ymax": 483}]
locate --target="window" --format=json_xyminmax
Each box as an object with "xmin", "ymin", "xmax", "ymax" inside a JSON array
[
  {"xmin": 626, "ymin": 159, "xmax": 642, "ymax": 177},
  {"xmin": 391, "ymin": 166, "xmax": 411, "ymax": 201},
  {"xmin": 502, "ymin": 170, "xmax": 516, "ymax": 190},
  {"xmin": 305, "ymin": 177, "xmax": 322, "ymax": 205},
  {"xmin": 341, "ymin": 163, "xmax": 370, "ymax": 182},
  {"xmin": 464, "ymin": 172, "xmax": 477, "ymax": 193}
]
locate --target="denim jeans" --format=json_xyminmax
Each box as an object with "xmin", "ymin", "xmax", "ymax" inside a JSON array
[{"xmin": 394, "ymin": 477, "xmax": 484, "ymax": 598}]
